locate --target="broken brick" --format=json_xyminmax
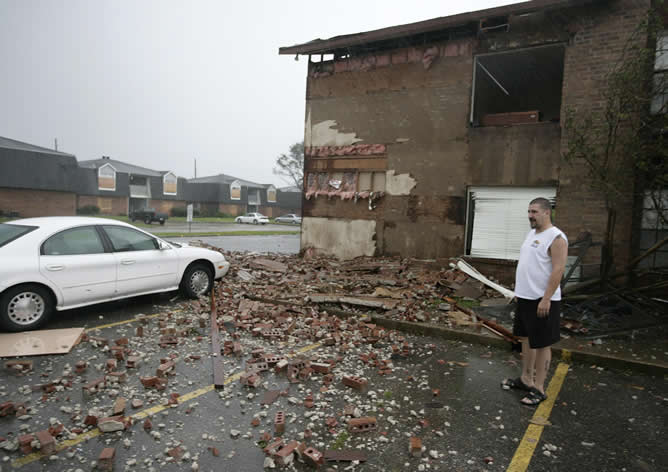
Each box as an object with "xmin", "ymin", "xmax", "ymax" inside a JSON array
[
  {"xmin": 347, "ymin": 417, "xmax": 377, "ymax": 434},
  {"xmin": 98, "ymin": 447, "xmax": 115, "ymax": 471},
  {"xmin": 275, "ymin": 411, "xmax": 285, "ymax": 435},
  {"xmin": 303, "ymin": 446, "xmax": 324, "ymax": 467},
  {"xmin": 342, "ymin": 376, "xmax": 368, "ymax": 392},
  {"xmin": 36, "ymin": 429, "xmax": 56, "ymax": 455},
  {"xmin": 410, "ymin": 436, "xmax": 423, "ymax": 457}
]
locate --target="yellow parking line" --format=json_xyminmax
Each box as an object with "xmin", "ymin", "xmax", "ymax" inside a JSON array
[
  {"xmin": 85, "ymin": 310, "xmax": 181, "ymax": 333},
  {"xmin": 506, "ymin": 362, "xmax": 569, "ymax": 472},
  {"xmin": 12, "ymin": 341, "xmax": 322, "ymax": 468}
]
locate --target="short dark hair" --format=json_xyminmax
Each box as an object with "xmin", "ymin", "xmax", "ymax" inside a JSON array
[{"xmin": 530, "ymin": 197, "xmax": 552, "ymax": 211}]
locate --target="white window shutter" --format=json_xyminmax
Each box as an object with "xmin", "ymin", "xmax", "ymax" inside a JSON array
[{"xmin": 469, "ymin": 187, "xmax": 557, "ymax": 260}]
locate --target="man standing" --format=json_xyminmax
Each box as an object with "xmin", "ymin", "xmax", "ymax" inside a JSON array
[{"xmin": 502, "ymin": 197, "xmax": 568, "ymax": 406}]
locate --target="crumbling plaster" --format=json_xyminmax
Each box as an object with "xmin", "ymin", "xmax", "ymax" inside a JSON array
[{"xmin": 301, "ymin": 217, "xmax": 377, "ymax": 259}]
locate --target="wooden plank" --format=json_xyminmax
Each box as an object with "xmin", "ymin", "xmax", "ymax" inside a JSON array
[
  {"xmin": 0, "ymin": 328, "xmax": 84, "ymax": 357},
  {"xmin": 306, "ymin": 157, "xmax": 387, "ymax": 171},
  {"xmin": 210, "ymin": 285, "xmax": 225, "ymax": 389},
  {"xmin": 480, "ymin": 110, "xmax": 539, "ymax": 126}
]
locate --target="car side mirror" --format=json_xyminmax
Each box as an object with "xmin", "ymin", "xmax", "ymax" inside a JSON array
[{"xmin": 157, "ymin": 240, "xmax": 171, "ymax": 250}]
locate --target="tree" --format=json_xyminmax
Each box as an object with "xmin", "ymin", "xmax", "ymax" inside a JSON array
[
  {"xmin": 273, "ymin": 142, "xmax": 304, "ymax": 189},
  {"xmin": 563, "ymin": 5, "xmax": 667, "ymax": 279}
]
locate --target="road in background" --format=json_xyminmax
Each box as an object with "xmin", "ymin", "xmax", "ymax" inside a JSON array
[
  {"xmin": 168, "ymin": 234, "xmax": 300, "ymax": 254},
  {"xmin": 147, "ymin": 222, "xmax": 299, "ymax": 233}
]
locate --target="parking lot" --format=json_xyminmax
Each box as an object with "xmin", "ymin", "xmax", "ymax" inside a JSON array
[{"xmin": 0, "ymin": 251, "xmax": 666, "ymax": 472}]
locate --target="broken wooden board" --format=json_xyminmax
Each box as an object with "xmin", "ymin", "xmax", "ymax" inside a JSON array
[
  {"xmin": 309, "ymin": 294, "xmax": 400, "ymax": 310},
  {"xmin": 249, "ymin": 258, "xmax": 288, "ymax": 273},
  {"xmin": 0, "ymin": 328, "xmax": 84, "ymax": 357}
]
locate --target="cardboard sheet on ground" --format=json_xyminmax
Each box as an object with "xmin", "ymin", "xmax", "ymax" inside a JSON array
[{"xmin": 0, "ymin": 328, "xmax": 84, "ymax": 357}]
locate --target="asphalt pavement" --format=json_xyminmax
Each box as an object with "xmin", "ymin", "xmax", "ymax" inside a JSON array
[
  {"xmin": 147, "ymin": 222, "xmax": 300, "ymax": 234},
  {"xmin": 1, "ymin": 292, "xmax": 666, "ymax": 472}
]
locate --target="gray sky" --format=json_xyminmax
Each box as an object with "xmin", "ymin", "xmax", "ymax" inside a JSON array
[{"xmin": 1, "ymin": 0, "xmax": 513, "ymax": 186}]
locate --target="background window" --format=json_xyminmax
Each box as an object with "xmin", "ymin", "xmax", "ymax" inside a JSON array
[
  {"xmin": 103, "ymin": 226, "xmax": 158, "ymax": 252},
  {"xmin": 42, "ymin": 227, "xmax": 105, "ymax": 256},
  {"xmin": 163, "ymin": 172, "xmax": 178, "ymax": 195},
  {"xmin": 98, "ymin": 164, "xmax": 116, "ymax": 191},
  {"xmin": 267, "ymin": 185, "xmax": 277, "ymax": 203},
  {"xmin": 230, "ymin": 181, "xmax": 241, "ymax": 200}
]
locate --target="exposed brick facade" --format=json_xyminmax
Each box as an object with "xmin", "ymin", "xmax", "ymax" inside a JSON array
[
  {"xmin": 1, "ymin": 187, "xmax": 76, "ymax": 217},
  {"xmin": 293, "ymin": 0, "xmax": 649, "ymax": 277}
]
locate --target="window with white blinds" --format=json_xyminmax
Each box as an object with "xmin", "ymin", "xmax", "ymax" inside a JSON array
[{"xmin": 467, "ymin": 187, "xmax": 557, "ymax": 260}]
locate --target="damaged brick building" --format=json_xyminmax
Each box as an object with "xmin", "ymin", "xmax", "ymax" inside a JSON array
[{"xmin": 280, "ymin": 0, "xmax": 659, "ymax": 281}]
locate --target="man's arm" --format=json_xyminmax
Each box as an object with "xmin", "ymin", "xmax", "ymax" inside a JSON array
[{"xmin": 537, "ymin": 236, "xmax": 568, "ymax": 317}]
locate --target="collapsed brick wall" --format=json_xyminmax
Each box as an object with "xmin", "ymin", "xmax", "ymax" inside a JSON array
[
  {"xmin": 0, "ymin": 187, "xmax": 76, "ymax": 217},
  {"xmin": 300, "ymin": 0, "xmax": 646, "ymax": 277}
]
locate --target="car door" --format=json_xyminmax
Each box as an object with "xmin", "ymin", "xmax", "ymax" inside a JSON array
[
  {"xmin": 39, "ymin": 225, "xmax": 117, "ymax": 307},
  {"xmin": 101, "ymin": 225, "xmax": 179, "ymax": 295}
]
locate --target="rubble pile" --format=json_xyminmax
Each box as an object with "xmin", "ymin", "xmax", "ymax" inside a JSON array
[{"xmin": 219, "ymin": 250, "xmax": 508, "ymax": 329}]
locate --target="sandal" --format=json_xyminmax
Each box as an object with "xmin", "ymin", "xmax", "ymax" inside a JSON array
[
  {"xmin": 501, "ymin": 377, "xmax": 532, "ymax": 391},
  {"xmin": 520, "ymin": 387, "xmax": 547, "ymax": 406}
]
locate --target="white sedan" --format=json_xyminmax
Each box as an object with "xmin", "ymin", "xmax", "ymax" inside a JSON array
[
  {"xmin": 234, "ymin": 213, "xmax": 269, "ymax": 225},
  {"xmin": 0, "ymin": 217, "xmax": 230, "ymax": 332}
]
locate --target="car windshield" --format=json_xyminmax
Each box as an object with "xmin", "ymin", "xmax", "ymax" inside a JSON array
[{"xmin": 0, "ymin": 223, "xmax": 37, "ymax": 248}]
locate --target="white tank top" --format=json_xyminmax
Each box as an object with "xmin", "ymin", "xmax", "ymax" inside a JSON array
[{"xmin": 514, "ymin": 226, "xmax": 568, "ymax": 301}]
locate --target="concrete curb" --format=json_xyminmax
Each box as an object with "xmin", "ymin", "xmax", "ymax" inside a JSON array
[{"xmin": 371, "ymin": 316, "xmax": 668, "ymax": 376}]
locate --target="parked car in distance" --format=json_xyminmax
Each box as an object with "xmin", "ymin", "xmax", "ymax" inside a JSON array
[
  {"xmin": 234, "ymin": 213, "xmax": 269, "ymax": 225},
  {"xmin": 0, "ymin": 217, "xmax": 230, "ymax": 332},
  {"xmin": 129, "ymin": 208, "xmax": 168, "ymax": 225},
  {"xmin": 274, "ymin": 214, "xmax": 302, "ymax": 225}
]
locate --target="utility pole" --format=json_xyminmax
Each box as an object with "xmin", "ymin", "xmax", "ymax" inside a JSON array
[
  {"xmin": 54, "ymin": 138, "xmax": 58, "ymax": 151},
  {"xmin": 194, "ymin": 158, "xmax": 197, "ymax": 178}
]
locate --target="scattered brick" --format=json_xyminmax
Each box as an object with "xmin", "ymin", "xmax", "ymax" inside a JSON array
[
  {"xmin": 410, "ymin": 436, "xmax": 422, "ymax": 457},
  {"xmin": 275, "ymin": 411, "xmax": 285, "ymax": 435},
  {"xmin": 347, "ymin": 417, "xmax": 377, "ymax": 434},
  {"xmin": 36, "ymin": 429, "xmax": 56, "ymax": 455},
  {"xmin": 342, "ymin": 376, "xmax": 368, "ymax": 392},
  {"xmin": 98, "ymin": 447, "xmax": 115, "ymax": 471}
]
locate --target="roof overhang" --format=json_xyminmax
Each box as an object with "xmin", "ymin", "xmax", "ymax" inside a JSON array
[{"xmin": 278, "ymin": 0, "xmax": 607, "ymax": 56}]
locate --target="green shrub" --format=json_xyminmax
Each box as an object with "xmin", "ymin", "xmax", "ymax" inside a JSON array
[{"xmin": 77, "ymin": 205, "xmax": 100, "ymax": 215}]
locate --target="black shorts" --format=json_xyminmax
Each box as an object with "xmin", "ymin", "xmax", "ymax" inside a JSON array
[{"xmin": 513, "ymin": 298, "xmax": 561, "ymax": 349}]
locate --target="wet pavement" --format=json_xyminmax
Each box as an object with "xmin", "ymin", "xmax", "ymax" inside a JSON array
[{"xmin": 1, "ymin": 291, "xmax": 666, "ymax": 472}]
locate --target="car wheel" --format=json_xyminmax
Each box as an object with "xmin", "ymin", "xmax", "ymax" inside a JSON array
[
  {"xmin": 159, "ymin": 220, "xmax": 165, "ymax": 226},
  {"xmin": 180, "ymin": 264, "xmax": 213, "ymax": 299},
  {"xmin": 0, "ymin": 284, "xmax": 53, "ymax": 332},
  {"xmin": 235, "ymin": 218, "xmax": 241, "ymax": 224},
  {"xmin": 253, "ymin": 219, "xmax": 258, "ymax": 225},
  {"xmin": 144, "ymin": 217, "xmax": 152, "ymax": 225}
]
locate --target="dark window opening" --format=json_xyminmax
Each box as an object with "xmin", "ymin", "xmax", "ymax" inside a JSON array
[{"xmin": 471, "ymin": 44, "xmax": 565, "ymax": 126}]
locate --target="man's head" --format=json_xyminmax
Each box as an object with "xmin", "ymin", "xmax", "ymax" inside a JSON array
[{"xmin": 528, "ymin": 197, "xmax": 552, "ymax": 230}]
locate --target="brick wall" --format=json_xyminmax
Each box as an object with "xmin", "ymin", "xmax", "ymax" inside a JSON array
[
  {"xmin": 149, "ymin": 199, "xmax": 185, "ymax": 215},
  {"xmin": 218, "ymin": 203, "xmax": 244, "ymax": 216},
  {"xmin": 558, "ymin": 0, "xmax": 651, "ymax": 271},
  {"xmin": 1, "ymin": 187, "xmax": 76, "ymax": 217},
  {"xmin": 300, "ymin": 0, "xmax": 650, "ymax": 275},
  {"xmin": 77, "ymin": 195, "xmax": 128, "ymax": 216}
]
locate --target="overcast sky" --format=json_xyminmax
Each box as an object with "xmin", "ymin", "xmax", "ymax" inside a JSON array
[{"xmin": 1, "ymin": 0, "xmax": 514, "ymax": 186}]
